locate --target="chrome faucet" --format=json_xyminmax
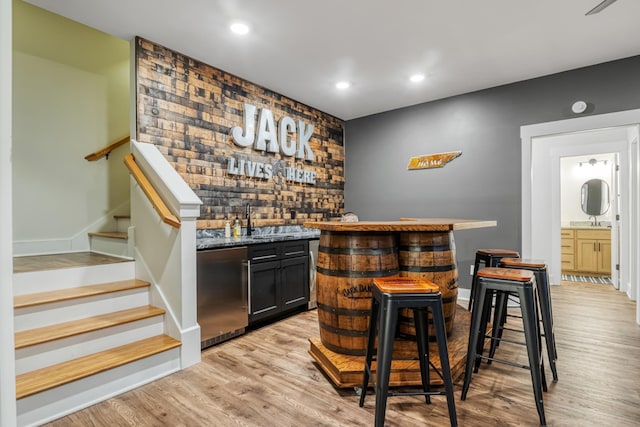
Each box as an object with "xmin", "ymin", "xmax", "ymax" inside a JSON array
[{"xmin": 246, "ymin": 203, "xmax": 253, "ymax": 236}]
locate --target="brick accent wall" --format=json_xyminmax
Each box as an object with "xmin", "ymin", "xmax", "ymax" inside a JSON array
[{"xmin": 135, "ymin": 37, "xmax": 345, "ymax": 229}]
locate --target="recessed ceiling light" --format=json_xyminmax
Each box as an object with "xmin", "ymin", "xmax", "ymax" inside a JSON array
[
  {"xmin": 336, "ymin": 81, "xmax": 350, "ymax": 90},
  {"xmin": 230, "ymin": 22, "xmax": 250, "ymax": 35},
  {"xmin": 410, "ymin": 74, "xmax": 425, "ymax": 83}
]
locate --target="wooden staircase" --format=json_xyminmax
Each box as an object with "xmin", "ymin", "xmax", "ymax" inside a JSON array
[{"xmin": 14, "ymin": 258, "xmax": 181, "ymax": 426}]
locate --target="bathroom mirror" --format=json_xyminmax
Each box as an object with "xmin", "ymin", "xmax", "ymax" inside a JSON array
[{"xmin": 581, "ymin": 179, "xmax": 610, "ymax": 216}]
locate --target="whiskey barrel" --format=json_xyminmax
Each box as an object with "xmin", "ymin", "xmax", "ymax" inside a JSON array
[
  {"xmin": 398, "ymin": 231, "xmax": 459, "ymax": 338},
  {"xmin": 316, "ymin": 231, "xmax": 398, "ymax": 356}
]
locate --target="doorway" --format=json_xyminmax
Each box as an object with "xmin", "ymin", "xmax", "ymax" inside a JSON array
[
  {"xmin": 560, "ymin": 153, "xmax": 617, "ymax": 286},
  {"xmin": 521, "ymin": 109, "xmax": 640, "ymax": 325}
]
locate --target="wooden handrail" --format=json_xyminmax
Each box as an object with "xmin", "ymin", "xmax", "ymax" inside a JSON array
[
  {"xmin": 123, "ymin": 153, "xmax": 181, "ymax": 228},
  {"xmin": 85, "ymin": 136, "xmax": 130, "ymax": 161}
]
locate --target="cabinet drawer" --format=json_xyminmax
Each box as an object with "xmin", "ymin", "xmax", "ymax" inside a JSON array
[
  {"xmin": 561, "ymin": 254, "xmax": 574, "ymax": 270},
  {"xmin": 575, "ymin": 229, "xmax": 610, "ymax": 240},
  {"xmin": 561, "ymin": 238, "xmax": 574, "ymax": 254},
  {"xmin": 281, "ymin": 240, "xmax": 309, "ymax": 258},
  {"xmin": 560, "ymin": 229, "xmax": 574, "ymax": 239},
  {"xmin": 249, "ymin": 244, "xmax": 280, "ymax": 263}
]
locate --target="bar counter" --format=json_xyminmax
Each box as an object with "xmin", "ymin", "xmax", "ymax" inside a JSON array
[{"xmin": 304, "ymin": 218, "xmax": 496, "ymax": 232}]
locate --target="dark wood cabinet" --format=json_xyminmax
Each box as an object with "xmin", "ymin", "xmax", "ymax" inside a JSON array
[
  {"xmin": 249, "ymin": 260, "xmax": 280, "ymax": 322},
  {"xmin": 249, "ymin": 240, "xmax": 309, "ymax": 324},
  {"xmin": 281, "ymin": 256, "xmax": 309, "ymax": 309}
]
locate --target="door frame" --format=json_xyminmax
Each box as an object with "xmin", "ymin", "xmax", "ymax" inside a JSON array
[{"xmin": 521, "ymin": 109, "xmax": 640, "ymax": 325}]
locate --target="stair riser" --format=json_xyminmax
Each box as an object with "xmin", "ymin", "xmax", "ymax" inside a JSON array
[
  {"xmin": 116, "ymin": 218, "xmax": 131, "ymax": 233},
  {"xmin": 89, "ymin": 235, "xmax": 131, "ymax": 259},
  {"xmin": 14, "ymin": 288, "xmax": 150, "ymax": 332},
  {"xmin": 17, "ymin": 348, "xmax": 181, "ymax": 427},
  {"xmin": 16, "ymin": 317, "xmax": 165, "ymax": 375},
  {"xmin": 13, "ymin": 261, "xmax": 135, "ymax": 295}
]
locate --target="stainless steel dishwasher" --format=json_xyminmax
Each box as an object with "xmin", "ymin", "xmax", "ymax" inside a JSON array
[{"xmin": 197, "ymin": 246, "xmax": 248, "ymax": 349}]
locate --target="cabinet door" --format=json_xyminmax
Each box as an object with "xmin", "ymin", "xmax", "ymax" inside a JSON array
[
  {"xmin": 598, "ymin": 240, "xmax": 612, "ymax": 274},
  {"xmin": 576, "ymin": 239, "xmax": 599, "ymax": 273},
  {"xmin": 249, "ymin": 260, "xmax": 280, "ymax": 323},
  {"xmin": 280, "ymin": 256, "xmax": 309, "ymax": 310}
]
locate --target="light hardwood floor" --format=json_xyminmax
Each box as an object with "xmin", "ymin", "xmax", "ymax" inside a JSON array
[{"xmin": 46, "ymin": 281, "xmax": 640, "ymax": 427}]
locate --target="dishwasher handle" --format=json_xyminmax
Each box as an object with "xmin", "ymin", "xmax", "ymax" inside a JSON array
[{"xmin": 247, "ymin": 259, "xmax": 251, "ymax": 315}]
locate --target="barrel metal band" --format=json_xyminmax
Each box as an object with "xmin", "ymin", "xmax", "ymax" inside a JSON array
[
  {"xmin": 399, "ymin": 264, "xmax": 455, "ymax": 273},
  {"xmin": 399, "ymin": 244, "xmax": 452, "ymax": 252},
  {"xmin": 320, "ymin": 340, "xmax": 366, "ymax": 356},
  {"xmin": 318, "ymin": 320, "xmax": 368, "ymax": 337},
  {"xmin": 317, "ymin": 302, "xmax": 371, "ymax": 316},
  {"xmin": 318, "ymin": 246, "xmax": 397, "ymax": 255},
  {"xmin": 316, "ymin": 266, "xmax": 399, "ymax": 278}
]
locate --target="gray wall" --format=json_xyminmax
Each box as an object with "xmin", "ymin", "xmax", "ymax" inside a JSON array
[{"xmin": 344, "ymin": 55, "xmax": 640, "ymax": 291}]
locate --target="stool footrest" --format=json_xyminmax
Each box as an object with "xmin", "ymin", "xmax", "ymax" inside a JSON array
[
  {"xmin": 388, "ymin": 390, "xmax": 447, "ymax": 398},
  {"xmin": 477, "ymin": 355, "xmax": 530, "ymax": 370}
]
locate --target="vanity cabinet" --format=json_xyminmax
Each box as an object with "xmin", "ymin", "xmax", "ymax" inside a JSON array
[
  {"xmin": 249, "ymin": 240, "xmax": 309, "ymax": 324},
  {"xmin": 561, "ymin": 228, "xmax": 611, "ymax": 275}
]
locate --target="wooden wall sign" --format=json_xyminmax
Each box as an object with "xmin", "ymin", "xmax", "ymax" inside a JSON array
[{"xmin": 407, "ymin": 151, "xmax": 462, "ymax": 170}]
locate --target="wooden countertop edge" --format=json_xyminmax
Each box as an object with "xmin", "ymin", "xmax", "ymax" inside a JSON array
[{"xmin": 303, "ymin": 218, "xmax": 497, "ymax": 232}]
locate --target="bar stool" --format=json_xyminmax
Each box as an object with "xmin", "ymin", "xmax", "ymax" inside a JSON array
[
  {"xmin": 468, "ymin": 249, "xmax": 520, "ymax": 312},
  {"xmin": 491, "ymin": 258, "xmax": 558, "ymax": 381},
  {"xmin": 359, "ymin": 277, "xmax": 457, "ymax": 427},
  {"xmin": 461, "ymin": 267, "xmax": 547, "ymax": 426}
]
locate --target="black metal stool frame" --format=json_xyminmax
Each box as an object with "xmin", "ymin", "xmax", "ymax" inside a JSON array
[
  {"xmin": 490, "ymin": 262, "xmax": 558, "ymax": 381},
  {"xmin": 359, "ymin": 285, "xmax": 458, "ymax": 427},
  {"xmin": 461, "ymin": 274, "xmax": 547, "ymax": 426}
]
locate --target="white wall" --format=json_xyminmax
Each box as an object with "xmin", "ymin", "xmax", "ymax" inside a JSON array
[
  {"xmin": 1, "ymin": 0, "xmax": 17, "ymax": 423},
  {"xmin": 12, "ymin": 51, "xmax": 130, "ymax": 255},
  {"xmin": 560, "ymin": 153, "xmax": 615, "ymax": 226}
]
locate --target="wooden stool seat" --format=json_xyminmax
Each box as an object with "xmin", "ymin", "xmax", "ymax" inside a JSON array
[
  {"xmin": 476, "ymin": 249, "xmax": 521, "ymax": 257},
  {"xmin": 373, "ymin": 276, "xmax": 439, "ymax": 294},
  {"xmin": 499, "ymin": 258, "xmax": 546, "ymax": 269},
  {"xmin": 476, "ymin": 267, "xmax": 534, "ymax": 282}
]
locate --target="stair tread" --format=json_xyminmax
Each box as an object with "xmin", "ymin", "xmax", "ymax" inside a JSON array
[
  {"xmin": 14, "ymin": 279, "xmax": 150, "ymax": 309},
  {"xmin": 88, "ymin": 231, "xmax": 128, "ymax": 240},
  {"xmin": 15, "ymin": 305, "xmax": 166, "ymax": 349},
  {"xmin": 16, "ymin": 334, "xmax": 181, "ymax": 399}
]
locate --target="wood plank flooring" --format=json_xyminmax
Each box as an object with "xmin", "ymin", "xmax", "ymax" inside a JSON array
[{"xmin": 45, "ymin": 281, "xmax": 640, "ymax": 426}]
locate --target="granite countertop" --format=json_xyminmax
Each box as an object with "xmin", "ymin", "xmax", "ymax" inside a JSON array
[{"xmin": 197, "ymin": 225, "xmax": 320, "ymax": 250}]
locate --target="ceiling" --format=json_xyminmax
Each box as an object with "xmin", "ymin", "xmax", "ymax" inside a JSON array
[{"xmin": 23, "ymin": 0, "xmax": 640, "ymax": 120}]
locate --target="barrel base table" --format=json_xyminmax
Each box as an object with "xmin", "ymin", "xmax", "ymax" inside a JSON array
[
  {"xmin": 304, "ymin": 218, "xmax": 497, "ymax": 388},
  {"xmin": 308, "ymin": 304, "xmax": 475, "ymax": 388}
]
